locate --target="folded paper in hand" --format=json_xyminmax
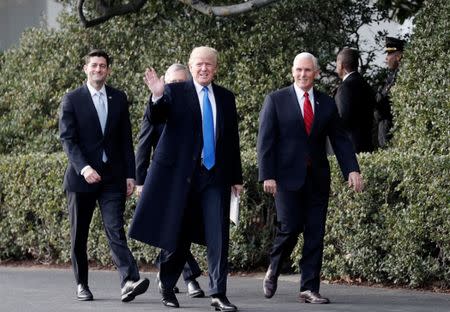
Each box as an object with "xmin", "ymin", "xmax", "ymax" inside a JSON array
[{"xmin": 230, "ymin": 191, "xmax": 240, "ymax": 226}]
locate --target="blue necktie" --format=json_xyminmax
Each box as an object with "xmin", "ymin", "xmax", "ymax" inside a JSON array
[{"xmin": 202, "ymin": 86, "xmax": 215, "ymax": 169}]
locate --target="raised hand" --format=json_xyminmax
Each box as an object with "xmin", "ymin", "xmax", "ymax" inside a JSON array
[{"xmin": 144, "ymin": 67, "xmax": 165, "ymax": 97}]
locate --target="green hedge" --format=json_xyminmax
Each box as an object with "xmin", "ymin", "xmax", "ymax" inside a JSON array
[
  {"xmin": 322, "ymin": 150, "xmax": 450, "ymax": 288},
  {"xmin": 1, "ymin": 151, "xmax": 448, "ymax": 288},
  {"xmin": 0, "ymin": 152, "xmax": 273, "ymax": 270},
  {"xmin": 391, "ymin": 0, "xmax": 449, "ymax": 155}
]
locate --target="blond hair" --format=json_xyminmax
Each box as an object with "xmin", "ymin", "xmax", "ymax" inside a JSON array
[{"xmin": 188, "ymin": 46, "xmax": 219, "ymax": 65}]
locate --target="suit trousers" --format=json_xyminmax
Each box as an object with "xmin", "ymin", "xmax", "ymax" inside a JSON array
[
  {"xmin": 66, "ymin": 163, "xmax": 139, "ymax": 288},
  {"xmin": 156, "ymin": 249, "xmax": 202, "ymax": 283},
  {"xmin": 159, "ymin": 166, "xmax": 230, "ymax": 296},
  {"xmin": 269, "ymin": 169, "xmax": 330, "ymax": 293}
]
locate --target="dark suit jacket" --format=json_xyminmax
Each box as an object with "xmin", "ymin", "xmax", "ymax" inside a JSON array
[
  {"xmin": 135, "ymin": 103, "xmax": 164, "ymax": 186},
  {"xmin": 257, "ymin": 85, "xmax": 359, "ymax": 192},
  {"xmin": 129, "ymin": 80, "xmax": 243, "ymax": 252},
  {"xmin": 59, "ymin": 84, "xmax": 135, "ymax": 193},
  {"xmin": 334, "ymin": 72, "xmax": 375, "ymax": 153}
]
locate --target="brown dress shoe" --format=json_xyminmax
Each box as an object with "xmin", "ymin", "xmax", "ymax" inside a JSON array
[
  {"xmin": 298, "ymin": 290, "xmax": 330, "ymax": 304},
  {"xmin": 263, "ymin": 268, "xmax": 278, "ymax": 298}
]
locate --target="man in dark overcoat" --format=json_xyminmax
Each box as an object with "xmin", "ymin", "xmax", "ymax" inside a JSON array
[
  {"xmin": 129, "ymin": 46, "xmax": 243, "ymax": 312},
  {"xmin": 134, "ymin": 63, "xmax": 204, "ymax": 298}
]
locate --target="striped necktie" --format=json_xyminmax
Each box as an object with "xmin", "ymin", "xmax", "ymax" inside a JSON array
[{"xmin": 303, "ymin": 92, "xmax": 314, "ymax": 135}]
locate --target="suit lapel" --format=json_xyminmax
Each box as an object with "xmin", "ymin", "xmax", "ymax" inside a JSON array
[
  {"xmin": 310, "ymin": 88, "xmax": 321, "ymax": 137},
  {"xmin": 186, "ymin": 81, "xmax": 202, "ymax": 128},
  {"xmin": 288, "ymin": 85, "xmax": 307, "ymax": 136},
  {"xmin": 212, "ymin": 83, "xmax": 224, "ymax": 143},
  {"xmin": 104, "ymin": 85, "xmax": 113, "ymax": 137}
]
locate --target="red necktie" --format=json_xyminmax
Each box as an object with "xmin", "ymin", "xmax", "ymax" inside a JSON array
[{"xmin": 303, "ymin": 92, "xmax": 314, "ymax": 135}]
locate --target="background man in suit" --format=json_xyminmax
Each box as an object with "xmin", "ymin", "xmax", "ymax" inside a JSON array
[
  {"xmin": 375, "ymin": 36, "xmax": 406, "ymax": 147},
  {"xmin": 258, "ymin": 52, "xmax": 363, "ymax": 304},
  {"xmin": 129, "ymin": 46, "xmax": 243, "ymax": 311},
  {"xmin": 135, "ymin": 63, "xmax": 204, "ymax": 298},
  {"xmin": 335, "ymin": 48, "xmax": 376, "ymax": 153},
  {"xmin": 59, "ymin": 49, "xmax": 149, "ymax": 302}
]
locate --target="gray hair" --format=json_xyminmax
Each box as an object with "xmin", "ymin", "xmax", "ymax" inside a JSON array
[
  {"xmin": 164, "ymin": 63, "xmax": 191, "ymax": 83},
  {"xmin": 293, "ymin": 52, "xmax": 319, "ymax": 70}
]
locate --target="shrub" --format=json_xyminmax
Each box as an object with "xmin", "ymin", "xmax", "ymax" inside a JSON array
[
  {"xmin": 291, "ymin": 150, "xmax": 450, "ymax": 288},
  {"xmin": 391, "ymin": 0, "xmax": 449, "ymax": 155},
  {"xmin": 0, "ymin": 152, "xmax": 272, "ymax": 271},
  {"xmin": 1, "ymin": 151, "xmax": 448, "ymax": 288}
]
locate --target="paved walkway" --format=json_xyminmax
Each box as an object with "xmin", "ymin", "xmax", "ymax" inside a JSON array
[{"xmin": 0, "ymin": 266, "xmax": 448, "ymax": 312}]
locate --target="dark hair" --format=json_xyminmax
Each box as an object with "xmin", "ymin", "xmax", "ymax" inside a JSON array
[
  {"xmin": 337, "ymin": 48, "xmax": 359, "ymax": 72},
  {"xmin": 84, "ymin": 49, "xmax": 111, "ymax": 67}
]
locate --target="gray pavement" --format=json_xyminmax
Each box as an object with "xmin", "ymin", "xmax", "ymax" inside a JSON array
[{"xmin": 0, "ymin": 266, "xmax": 448, "ymax": 312}]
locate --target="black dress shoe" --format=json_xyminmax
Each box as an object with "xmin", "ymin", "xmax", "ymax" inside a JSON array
[
  {"xmin": 186, "ymin": 279, "xmax": 205, "ymax": 298},
  {"xmin": 121, "ymin": 278, "xmax": 150, "ymax": 302},
  {"xmin": 263, "ymin": 268, "xmax": 278, "ymax": 298},
  {"xmin": 298, "ymin": 290, "xmax": 330, "ymax": 304},
  {"xmin": 161, "ymin": 289, "xmax": 180, "ymax": 308},
  {"xmin": 156, "ymin": 273, "xmax": 179, "ymax": 293},
  {"xmin": 76, "ymin": 284, "xmax": 93, "ymax": 301},
  {"xmin": 211, "ymin": 295, "xmax": 238, "ymax": 312}
]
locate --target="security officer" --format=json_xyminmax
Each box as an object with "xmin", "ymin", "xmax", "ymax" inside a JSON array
[{"xmin": 374, "ymin": 36, "xmax": 406, "ymax": 147}]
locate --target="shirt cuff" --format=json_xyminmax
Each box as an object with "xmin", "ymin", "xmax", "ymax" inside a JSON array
[
  {"xmin": 80, "ymin": 165, "xmax": 91, "ymax": 176},
  {"xmin": 152, "ymin": 94, "xmax": 163, "ymax": 103}
]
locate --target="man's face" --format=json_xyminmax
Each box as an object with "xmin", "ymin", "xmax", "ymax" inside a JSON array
[
  {"xmin": 165, "ymin": 70, "xmax": 189, "ymax": 83},
  {"xmin": 385, "ymin": 51, "xmax": 402, "ymax": 70},
  {"xmin": 189, "ymin": 52, "xmax": 217, "ymax": 86},
  {"xmin": 84, "ymin": 56, "xmax": 110, "ymax": 87},
  {"xmin": 292, "ymin": 57, "xmax": 319, "ymax": 91}
]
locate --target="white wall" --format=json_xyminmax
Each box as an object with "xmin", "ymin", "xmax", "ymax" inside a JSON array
[
  {"xmin": 0, "ymin": 0, "xmax": 63, "ymax": 51},
  {"xmin": 359, "ymin": 19, "xmax": 413, "ymax": 67}
]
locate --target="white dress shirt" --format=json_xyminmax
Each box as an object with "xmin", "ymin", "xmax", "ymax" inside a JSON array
[
  {"xmin": 293, "ymin": 83, "xmax": 315, "ymax": 117},
  {"xmin": 192, "ymin": 80, "xmax": 217, "ymax": 135},
  {"xmin": 343, "ymin": 71, "xmax": 355, "ymax": 81},
  {"xmin": 86, "ymin": 82, "xmax": 108, "ymax": 121}
]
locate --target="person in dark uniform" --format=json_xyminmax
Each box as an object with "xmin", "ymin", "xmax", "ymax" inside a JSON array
[
  {"xmin": 135, "ymin": 63, "xmax": 204, "ymax": 298},
  {"xmin": 374, "ymin": 36, "xmax": 406, "ymax": 147},
  {"xmin": 335, "ymin": 48, "xmax": 376, "ymax": 153}
]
